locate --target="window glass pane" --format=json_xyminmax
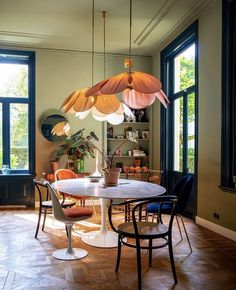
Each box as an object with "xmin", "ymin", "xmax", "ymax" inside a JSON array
[
  {"xmin": 174, "ymin": 44, "xmax": 195, "ymax": 93},
  {"xmin": 187, "ymin": 93, "xmax": 195, "ymax": 173},
  {"xmin": 0, "ymin": 64, "xmax": 28, "ymax": 98},
  {"xmin": 10, "ymin": 103, "xmax": 28, "ymax": 170},
  {"xmin": 174, "ymin": 97, "xmax": 183, "ymax": 171},
  {"xmin": 0, "ymin": 103, "xmax": 2, "ymax": 168}
]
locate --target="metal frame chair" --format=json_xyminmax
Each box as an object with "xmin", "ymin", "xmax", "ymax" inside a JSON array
[{"xmin": 146, "ymin": 174, "xmax": 194, "ymax": 252}]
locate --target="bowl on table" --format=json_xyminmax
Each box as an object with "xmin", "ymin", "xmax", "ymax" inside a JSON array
[{"xmin": 87, "ymin": 176, "xmax": 103, "ymax": 183}]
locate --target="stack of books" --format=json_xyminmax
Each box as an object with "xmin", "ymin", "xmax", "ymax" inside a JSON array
[{"xmin": 132, "ymin": 149, "xmax": 146, "ymax": 157}]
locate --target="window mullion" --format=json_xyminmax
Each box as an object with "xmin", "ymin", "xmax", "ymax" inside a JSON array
[
  {"xmin": 2, "ymin": 101, "xmax": 10, "ymax": 165},
  {"xmin": 169, "ymin": 59, "xmax": 175, "ymax": 173},
  {"xmin": 183, "ymin": 92, "xmax": 188, "ymax": 173}
]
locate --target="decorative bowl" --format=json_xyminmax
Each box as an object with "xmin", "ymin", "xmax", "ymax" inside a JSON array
[{"xmin": 87, "ymin": 176, "xmax": 103, "ymax": 182}]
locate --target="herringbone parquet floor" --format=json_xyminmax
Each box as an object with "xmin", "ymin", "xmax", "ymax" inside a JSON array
[{"xmin": 0, "ymin": 207, "xmax": 236, "ymax": 290}]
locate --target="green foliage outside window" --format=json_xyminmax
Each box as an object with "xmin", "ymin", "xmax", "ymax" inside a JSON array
[
  {"xmin": 0, "ymin": 65, "xmax": 29, "ymax": 170},
  {"xmin": 176, "ymin": 53, "xmax": 195, "ymax": 173}
]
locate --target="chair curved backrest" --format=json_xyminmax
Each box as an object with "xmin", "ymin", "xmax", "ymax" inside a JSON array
[
  {"xmin": 55, "ymin": 169, "xmax": 78, "ymax": 181},
  {"xmin": 172, "ymin": 175, "xmax": 194, "ymax": 214},
  {"xmin": 147, "ymin": 169, "xmax": 163, "ymax": 185},
  {"xmin": 46, "ymin": 183, "xmax": 68, "ymax": 222}
]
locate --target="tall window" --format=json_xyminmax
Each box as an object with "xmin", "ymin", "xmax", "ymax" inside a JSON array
[
  {"xmin": 0, "ymin": 50, "xmax": 35, "ymax": 174},
  {"xmin": 221, "ymin": 0, "xmax": 236, "ymax": 191},
  {"xmin": 160, "ymin": 22, "xmax": 198, "ymax": 217}
]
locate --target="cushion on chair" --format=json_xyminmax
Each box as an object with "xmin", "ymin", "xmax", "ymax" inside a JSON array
[
  {"xmin": 146, "ymin": 202, "xmax": 172, "ymax": 213},
  {"xmin": 63, "ymin": 207, "xmax": 93, "ymax": 218}
]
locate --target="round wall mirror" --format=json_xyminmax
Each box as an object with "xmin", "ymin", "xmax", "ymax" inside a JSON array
[{"xmin": 41, "ymin": 114, "xmax": 70, "ymax": 142}]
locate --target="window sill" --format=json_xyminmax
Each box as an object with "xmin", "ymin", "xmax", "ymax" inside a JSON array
[
  {"xmin": 0, "ymin": 174, "xmax": 35, "ymax": 179},
  {"xmin": 219, "ymin": 186, "xmax": 236, "ymax": 193}
]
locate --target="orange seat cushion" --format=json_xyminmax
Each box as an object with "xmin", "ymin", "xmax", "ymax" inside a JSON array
[{"xmin": 63, "ymin": 207, "xmax": 93, "ymax": 218}]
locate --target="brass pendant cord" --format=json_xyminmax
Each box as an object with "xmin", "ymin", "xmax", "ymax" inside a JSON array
[
  {"xmin": 102, "ymin": 11, "xmax": 106, "ymax": 79},
  {"xmin": 128, "ymin": 0, "xmax": 132, "ymax": 74},
  {"xmin": 92, "ymin": 0, "xmax": 95, "ymax": 86}
]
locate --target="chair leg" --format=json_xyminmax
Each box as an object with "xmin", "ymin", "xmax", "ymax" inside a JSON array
[
  {"xmin": 149, "ymin": 239, "xmax": 152, "ymax": 267},
  {"xmin": 178, "ymin": 215, "xmax": 192, "ymax": 252},
  {"xmin": 136, "ymin": 239, "xmax": 142, "ymax": 290},
  {"xmin": 175, "ymin": 216, "xmax": 183, "ymax": 241},
  {"xmin": 42, "ymin": 210, "xmax": 48, "ymax": 232},
  {"xmin": 115, "ymin": 235, "xmax": 122, "ymax": 272},
  {"xmin": 168, "ymin": 234, "xmax": 177, "ymax": 284},
  {"xmin": 35, "ymin": 207, "xmax": 42, "ymax": 238}
]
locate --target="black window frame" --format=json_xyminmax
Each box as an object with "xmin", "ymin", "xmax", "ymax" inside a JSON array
[
  {"xmin": 160, "ymin": 21, "xmax": 199, "ymax": 183},
  {"xmin": 0, "ymin": 49, "xmax": 35, "ymax": 175}
]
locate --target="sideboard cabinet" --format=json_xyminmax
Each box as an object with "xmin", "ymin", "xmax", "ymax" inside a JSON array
[{"xmin": 0, "ymin": 175, "xmax": 35, "ymax": 208}]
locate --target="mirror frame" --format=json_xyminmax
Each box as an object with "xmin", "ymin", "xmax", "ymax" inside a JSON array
[{"xmin": 41, "ymin": 113, "xmax": 69, "ymax": 142}]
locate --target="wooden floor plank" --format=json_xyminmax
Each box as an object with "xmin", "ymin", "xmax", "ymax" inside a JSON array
[{"xmin": 0, "ymin": 207, "xmax": 236, "ymax": 289}]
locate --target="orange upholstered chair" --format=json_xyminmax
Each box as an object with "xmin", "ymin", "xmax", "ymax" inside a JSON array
[{"xmin": 55, "ymin": 169, "xmax": 86, "ymax": 206}]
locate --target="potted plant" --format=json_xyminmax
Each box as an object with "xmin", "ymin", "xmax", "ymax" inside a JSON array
[
  {"xmin": 55, "ymin": 129, "xmax": 96, "ymax": 173},
  {"xmin": 88, "ymin": 131, "xmax": 137, "ymax": 186}
]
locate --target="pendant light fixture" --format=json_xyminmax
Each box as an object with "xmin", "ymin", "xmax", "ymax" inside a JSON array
[
  {"xmin": 60, "ymin": 1, "xmax": 134, "ymax": 125},
  {"xmin": 85, "ymin": 0, "xmax": 169, "ymax": 110}
]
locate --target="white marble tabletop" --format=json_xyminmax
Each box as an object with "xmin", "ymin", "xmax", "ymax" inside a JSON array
[
  {"xmin": 52, "ymin": 178, "xmax": 166, "ymax": 248},
  {"xmin": 52, "ymin": 178, "xmax": 166, "ymax": 199}
]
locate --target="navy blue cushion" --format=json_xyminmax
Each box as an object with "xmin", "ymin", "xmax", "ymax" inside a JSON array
[{"xmin": 146, "ymin": 202, "xmax": 172, "ymax": 213}]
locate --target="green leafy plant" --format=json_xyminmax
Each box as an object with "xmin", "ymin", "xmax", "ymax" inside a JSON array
[
  {"xmin": 55, "ymin": 129, "xmax": 96, "ymax": 162},
  {"xmin": 55, "ymin": 129, "xmax": 137, "ymax": 170}
]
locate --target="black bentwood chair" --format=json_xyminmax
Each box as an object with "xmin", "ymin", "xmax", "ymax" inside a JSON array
[{"xmin": 108, "ymin": 195, "xmax": 178, "ymax": 290}]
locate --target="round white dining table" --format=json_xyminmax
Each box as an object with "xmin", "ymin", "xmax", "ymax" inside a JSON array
[{"xmin": 53, "ymin": 178, "xmax": 166, "ymax": 248}]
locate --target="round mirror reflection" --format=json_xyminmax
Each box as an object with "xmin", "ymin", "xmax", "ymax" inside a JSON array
[{"xmin": 41, "ymin": 114, "xmax": 70, "ymax": 142}]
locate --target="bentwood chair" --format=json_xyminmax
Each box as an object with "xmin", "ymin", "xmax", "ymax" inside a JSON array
[
  {"xmin": 146, "ymin": 174, "xmax": 194, "ymax": 252},
  {"xmin": 47, "ymin": 183, "xmax": 93, "ymax": 260},
  {"xmin": 34, "ymin": 178, "xmax": 76, "ymax": 238},
  {"xmin": 124, "ymin": 169, "xmax": 145, "ymax": 222},
  {"xmin": 108, "ymin": 196, "xmax": 178, "ymax": 290},
  {"xmin": 125, "ymin": 169, "xmax": 163, "ymax": 222},
  {"xmin": 147, "ymin": 169, "xmax": 164, "ymax": 185},
  {"xmin": 55, "ymin": 169, "xmax": 86, "ymax": 206}
]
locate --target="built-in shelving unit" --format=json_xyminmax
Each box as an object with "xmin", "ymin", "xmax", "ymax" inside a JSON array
[{"xmin": 105, "ymin": 108, "xmax": 152, "ymax": 172}]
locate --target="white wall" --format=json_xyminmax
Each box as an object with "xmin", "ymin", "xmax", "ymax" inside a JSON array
[{"xmin": 152, "ymin": 0, "xmax": 236, "ymax": 232}]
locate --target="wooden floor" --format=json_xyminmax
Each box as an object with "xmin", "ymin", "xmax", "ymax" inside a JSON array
[{"xmin": 0, "ymin": 207, "xmax": 236, "ymax": 290}]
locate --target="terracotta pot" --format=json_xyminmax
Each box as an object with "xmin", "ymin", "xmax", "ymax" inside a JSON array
[
  {"xmin": 103, "ymin": 168, "xmax": 121, "ymax": 186},
  {"xmin": 50, "ymin": 161, "xmax": 59, "ymax": 173}
]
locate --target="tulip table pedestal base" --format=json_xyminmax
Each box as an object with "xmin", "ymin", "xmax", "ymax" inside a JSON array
[{"xmin": 81, "ymin": 198, "xmax": 119, "ymax": 248}]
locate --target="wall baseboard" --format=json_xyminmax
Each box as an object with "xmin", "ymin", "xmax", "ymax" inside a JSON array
[{"xmin": 196, "ymin": 216, "xmax": 236, "ymax": 242}]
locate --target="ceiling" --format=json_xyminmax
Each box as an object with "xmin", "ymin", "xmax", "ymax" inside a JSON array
[{"xmin": 0, "ymin": 0, "xmax": 213, "ymax": 56}]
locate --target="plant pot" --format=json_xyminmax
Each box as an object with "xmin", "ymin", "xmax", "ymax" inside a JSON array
[
  {"xmin": 74, "ymin": 159, "xmax": 84, "ymax": 173},
  {"xmin": 103, "ymin": 168, "xmax": 121, "ymax": 186},
  {"xmin": 50, "ymin": 161, "xmax": 59, "ymax": 173}
]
